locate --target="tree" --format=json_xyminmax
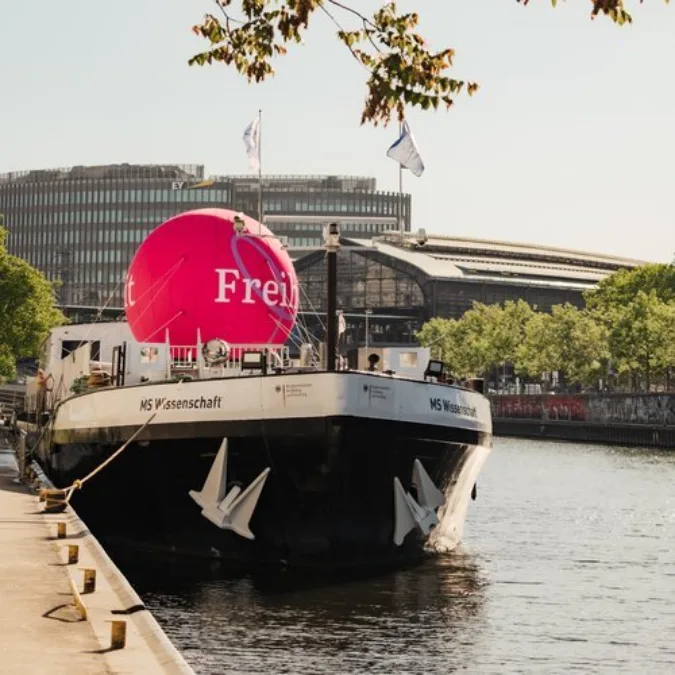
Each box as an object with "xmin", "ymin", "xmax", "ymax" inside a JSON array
[
  {"xmin": 492, "ymin": 300, "xmax": 536, "ymax": 375},
  {"xmin": 608, "ymin": 290, "xmax": 675, "ymax": 389},
  {"xmin": 417, "ymin": 300, "xmax": 537, "ymax": 380},
  {"xmin": 518, "ymin": 303, "xmax": 608, "ymax": 387},
  {"xmin": 415, "ymin": 316, "xmax": 473, "ymax": 377},
  {"xmin": 517, "ymin": 311, "xmax": 557, "ymax": 386},
  {"xmin": 0, "ymin": 225, "xmax": 66, "ymax": 381},
  {"xmin": 446, "ymin": 300, "xmax": 537, "ymax": 380},
  {"xmin": 415, "ymin": 316, "xmax": 474, "ymax": 376},
  {"xmin": 415, "ymin": 316, "xmax": 453, "ymax": 361},
  {"xmin": 454, "ymin": 303, "xmax": 503, "ymax": 376},
  {"xmin": 189, "ymin": 1, "xmax": 666, "ymax": 126},
  {"xmin": 0, "ymin": 345, "xmax": 15, "ymax": 382},
  {"xmin": 584, "ymin": 263, "xmax": 675, "ymax": 318},
  {"xmin": 417, "ymin": 267, "xmax": 675, "ymax": 391}
]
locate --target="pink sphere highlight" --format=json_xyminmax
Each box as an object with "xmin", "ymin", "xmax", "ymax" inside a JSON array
[{"xmin": 124, "ymin": 209, "xmax": 299, "ymax": 345}]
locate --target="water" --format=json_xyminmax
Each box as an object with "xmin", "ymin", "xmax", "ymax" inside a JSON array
[{"xmin": 114, "ymin": 438, "xmax": 675, "ymax": 674}]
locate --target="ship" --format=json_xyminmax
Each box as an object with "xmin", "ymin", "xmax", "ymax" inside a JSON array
[{"xmin": 17, "ymin": 210, "xmax": 492, "ymax": 568}]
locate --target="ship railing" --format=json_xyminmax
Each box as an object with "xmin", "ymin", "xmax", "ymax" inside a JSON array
[
  {"xmin": 169, "ymin": 344, "xmax": 291, "ymax": 378},
  {"xmin": 169, "ymin": 346, "xmax": 199, "ymax": 370}
]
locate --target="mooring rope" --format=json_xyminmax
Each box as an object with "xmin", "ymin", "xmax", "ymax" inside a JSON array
[
  {"xmin": 42, "ymin": 388, "xmax": 178, "ymax": 507},
  {"xmin": 60, "ymin": 410, "xmax": 159, "ymax": 503}
]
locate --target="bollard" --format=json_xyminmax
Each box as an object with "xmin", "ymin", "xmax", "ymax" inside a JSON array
[
  {"xmin": 56, "ymin": 522, "xmax": 67, "ymax": 539},
  {"xmin": 43, "ymin": 489, "xmax": 68, "ymax": 513},
  {"xmin": 81, "ymin": 568, "xmax": 96, "ymax": 594},
  {"xmin": 67, "ymin": 544, "xmax": 79, "ymax": 565},
  {"xmin": 107, "ymin": 620, "xmax": 127, "ymax": 650}
]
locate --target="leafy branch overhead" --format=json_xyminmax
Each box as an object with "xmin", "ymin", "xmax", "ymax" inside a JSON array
[
  {"xmin": 520, "ymin": 0, "xmax": 669, "ymax": 26},
  {"xmin": 190, "ymin": 1, "xmax": 668, "ymax": 126},
  {"xmin": 189, "ymin": 1, "xmax": 478, "ymax": 126}
]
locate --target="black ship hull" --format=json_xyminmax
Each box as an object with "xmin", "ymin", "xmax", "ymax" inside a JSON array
[{"xmin": 40, "ymin": 415, "xmax": 491, "ymax": 569}]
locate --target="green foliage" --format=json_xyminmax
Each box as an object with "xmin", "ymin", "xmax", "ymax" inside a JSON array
[
  {"xmin": 416, "ymin": 300, "xmax": 537, "ymax": 379},
  {"xmin": 415, "ymin": 316, "xmax": 467, "ymax": 376},
  {"xmin": 416, "ymin": 263, "xmax": 675, "ymax": 391},
  {"xmin": 518, "ymin": 304, "xmax": 608, "ymax": 386},
  {"xmin": 444, "ymin": 304, "xmax": 497, "ymax": 377},
  {"xmin": 415, "ymin": 316, "xmax": 453, "ymax": 361},
  {"xmin": 190, "ymin": 1, "xmax": 666, "ymax": 126},
  {"xmin": 456, "ymin": 302, "xmax": 530, "ymax": 375},
  {"xmin": 584, "ymin": 263, "xmax": 675, "ymax": 315},
  {"xmin": 493, "ymin": 300, "xmax": 536, "ymax": 370},
  {"xmin": 514, "ymin": 311, "xmax": 556, "ymax": 383},
  {"xmin": 70, "ymin": 375, "xmax": 89, "ymax": 395},
  {"xmin": 0, "ymin": 225, "xmax": 66, "ymax": 382},
  {"xmin": 608, "ymin": 290, "xmax": 675, "ymax": 387},
  {"xmin": 0, "ymin": 344, "xmax": 16, "ymax": 382}
]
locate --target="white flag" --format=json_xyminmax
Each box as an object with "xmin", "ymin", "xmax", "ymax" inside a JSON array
[
  {"xmin": 243, "ymin": 115, "xmax": 260, "ymax": 172},
  {"xmin": 386, "ymin": 121, "xmax": 425, "ymax": 177}
]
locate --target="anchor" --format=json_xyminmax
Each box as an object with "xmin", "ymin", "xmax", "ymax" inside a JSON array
[
  {"xmin": 189, "ymin": 438, "xmax": 270, "ymax": 540},
  {"xmin": 393, "ymin": 458, "xmax": 446, "ymax": 546}
]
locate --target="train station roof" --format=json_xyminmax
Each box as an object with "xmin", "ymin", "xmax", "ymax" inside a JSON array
[{"xmin": 341, "ymin": 231, "xmax": 648, "ymax": 291}]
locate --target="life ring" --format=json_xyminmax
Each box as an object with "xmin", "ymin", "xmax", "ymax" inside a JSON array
[{"xmin": 44, "ymin": 374, "xmax": 54, "ymax": 392}]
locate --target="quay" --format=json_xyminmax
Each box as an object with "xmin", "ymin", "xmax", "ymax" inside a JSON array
[
  {"xmin": 493, "ymin": 417, "xmax": 675, "ymax": 449},
  {"xmin": 491, "ymin": 392, "xmax": 675, "ymax": 449},
  {"xmin": 0, "ymin": 431, "xmax": 195, "ymax": 675}
]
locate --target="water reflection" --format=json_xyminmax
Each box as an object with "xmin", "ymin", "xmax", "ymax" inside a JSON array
[
  {"xmin": 110, "ymin": 438, "xmax": 675, "ymax": 674},
  {"xmin": 114, "ymin": 549, "xmax": 488, "ymax": 674}
]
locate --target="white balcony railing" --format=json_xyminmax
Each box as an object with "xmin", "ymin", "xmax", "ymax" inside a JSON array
[{"xmin": 170, "ymin": 343, "xmax": 290, "ymax": 375}]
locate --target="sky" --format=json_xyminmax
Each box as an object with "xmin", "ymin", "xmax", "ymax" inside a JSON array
[{"xmin": 1, "ymin": 0, "xmax": 673, "ymax": 263}]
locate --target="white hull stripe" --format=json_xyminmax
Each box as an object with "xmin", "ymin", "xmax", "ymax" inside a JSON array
[{"xmin": 53, "ymin": 372, "xmax": 492, "ymax": 435}]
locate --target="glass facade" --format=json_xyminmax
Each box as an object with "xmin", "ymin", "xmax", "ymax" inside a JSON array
[
  {"xmin": 296, "ymin": 248, "xmax": 428, "ymax": 349},
  {"xmin": 0, "ymin": 165, "xmax": 410, "ymax": 307},
  {"xmin": 428, "ymin": 279, "xmax": 584, "ymax": 318},
  {"xmin": 300, "ymin": 249, "xmax": 426, "ymax": 311},
  {"xmin": 295, "ymin": 245, "xmax": 590, "ymax": 349}
]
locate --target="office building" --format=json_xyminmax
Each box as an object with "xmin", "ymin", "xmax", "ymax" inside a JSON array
[{"xmin": 0, "ymin": 163, "xmax": 409, "ymax": 306}]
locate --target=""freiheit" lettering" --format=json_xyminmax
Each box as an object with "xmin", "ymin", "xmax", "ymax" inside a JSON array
[{"xmin": 215, "ymin": 268, "xmax": 292, "ymax": 307}]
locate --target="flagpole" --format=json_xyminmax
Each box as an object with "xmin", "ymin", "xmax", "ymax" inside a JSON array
[
  {"xmin": 386, "ymin": 117, "xmax": 423, "ymax": 235},
  {"xmin": 258, "ymin": 109, "xmax": 263, "ymax": 235},
  {"xmin": 398, "ymin": 120, "xmax": 404, "ymax": 239}
]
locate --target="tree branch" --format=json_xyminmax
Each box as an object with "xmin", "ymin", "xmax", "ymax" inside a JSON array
[
  {"xmin": 189, "ymin": 0, "xmax": 668, "ymax": 126},
  {"xmin": 316, "ymin": 1, "xmax": 373, "ymax": 74}
]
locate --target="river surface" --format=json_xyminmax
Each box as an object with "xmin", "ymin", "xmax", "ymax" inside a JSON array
[{"xmin": 113, "ymin": 438, "xmax": 675, "ymax": 674}]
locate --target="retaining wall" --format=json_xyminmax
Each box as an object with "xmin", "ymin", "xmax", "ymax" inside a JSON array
[{"xmin": 490, "ymin": 393, "xmax": 675, "ymax": 449}]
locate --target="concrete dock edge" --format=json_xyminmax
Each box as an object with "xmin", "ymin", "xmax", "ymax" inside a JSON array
[{"xmin": 30, "ymin": 460, "xmax": 196, "ymax": 675}]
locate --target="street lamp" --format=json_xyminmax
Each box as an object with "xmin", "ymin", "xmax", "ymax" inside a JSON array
[
  {"xmin": 324, "ymin": 223, "xmax": 341, "ymax": 372},
  {"xmin": 365, "ymin": 309, "xmax": 373, "ymax": 352}
]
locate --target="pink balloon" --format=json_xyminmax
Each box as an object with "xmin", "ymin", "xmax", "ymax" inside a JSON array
[{"xmin": 125, "ymin": 209, "xmax": 299, "ymax": 345}]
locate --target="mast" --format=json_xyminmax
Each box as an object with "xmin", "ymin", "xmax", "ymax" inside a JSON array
[
  {"xmin": 325, "ymin": 222, "xmax": 341, "ymax": 372},
  {"xmin": 398, "ymin": 120, "xmax": 404, "ymax": 238},
  {"xmin": 258, "ymin": 108, "xmax": 263, "ymax": 235}
]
